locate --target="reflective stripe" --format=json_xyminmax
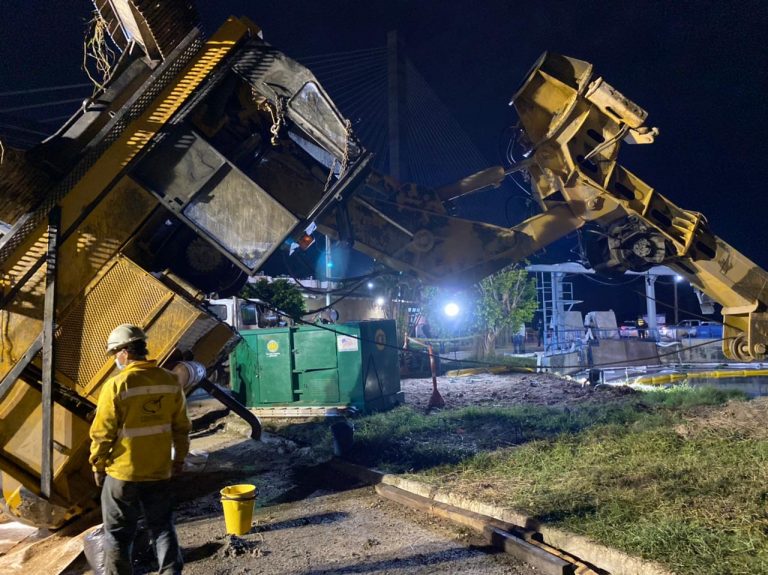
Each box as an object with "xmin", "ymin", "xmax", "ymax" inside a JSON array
[
  {"xmin": 119, "ymin": 385, "xmax": 179, "ymax": 400},
  {"xmin": 118, "ymin": 423, "xmax": 172, "ymax": 439}
]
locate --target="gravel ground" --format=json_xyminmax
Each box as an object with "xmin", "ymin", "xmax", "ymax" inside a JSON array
[
  {"xmin": 56, "ymin": 372, "xmax": 638, "ymax": 574},
  {"xmin": 35, "ymin": 372, "xmax": 761, "ymax": 575},
  {"xmin": 177, "ymin": 487, "xmax": 534, "ymax": 575},
  {"xmin": 61, "ymin": 385, "xmax": 542, "ymax": 575}
]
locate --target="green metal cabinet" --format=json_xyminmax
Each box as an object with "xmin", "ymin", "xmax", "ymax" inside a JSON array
[{"xmin": 230, "ymin": 319, "xmax": 402, "ymax": 413}]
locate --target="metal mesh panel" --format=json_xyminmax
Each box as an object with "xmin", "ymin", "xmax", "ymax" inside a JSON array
[
  {"xmin": 3, "ymin": 232, "xmax": 49, "ymax": 302},
  {"xmin": 133, "ymin": 0, "xmax": 200, "ymax": 59},
  {"xmin": 94, "ymin": 0, "xmax": 200, "ymax": 58},
  {"xmin": 55, "ymin": 260, "xmax": 170, "ymax": 389}
]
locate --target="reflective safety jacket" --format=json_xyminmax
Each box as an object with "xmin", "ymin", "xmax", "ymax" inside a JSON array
[{"xmin": 89, "ymin": 360, "xmax": 191, "ymax": 482}]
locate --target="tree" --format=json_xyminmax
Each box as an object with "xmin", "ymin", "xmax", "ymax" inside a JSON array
[
  {"xmin": 240, "ymin": 278, "xmax": 306, "ymax": 322},
  {"xmin": 474, "ymin": 265, "xmax": 537, "ymax": 358}
]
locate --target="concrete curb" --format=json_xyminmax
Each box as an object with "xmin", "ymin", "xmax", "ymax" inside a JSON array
[{"xmin": 329, "ymin": 459, "xmax": 675, "ymax": 575}]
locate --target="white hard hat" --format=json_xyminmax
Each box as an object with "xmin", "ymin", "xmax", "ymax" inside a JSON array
[{"xmin": 106, "ymin": 324, "xmax": 147, "ymax": 355}]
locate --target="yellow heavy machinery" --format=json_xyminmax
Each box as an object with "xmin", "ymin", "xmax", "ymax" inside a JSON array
[
  {"xmin": 2, "ymin": 1, "xmax": 767, "ymax": 530},
  {"xmin": 317, "ymin": 53, "xmax": 768, "ymax": 364},
  {"xmin": 0, "ymin": 2, "xmax": 370, "ymax": 528}
]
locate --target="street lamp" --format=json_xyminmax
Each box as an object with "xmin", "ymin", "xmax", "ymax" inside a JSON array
[
  {"xmin": 674, "ymin": 275, "xmax": 682, "ymax": 324},
  {"xmin": 325, "ymin": 235, "xmax": 332, "ymax": 307}
]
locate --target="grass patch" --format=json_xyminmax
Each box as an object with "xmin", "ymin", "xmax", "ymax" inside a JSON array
[
  {"xmin": 348, "ymin": 386, "xmax": 763, "ymax": 573},
  {"xmin": 266, "ymin": 386, "xmax": 764, "ymax": 572},
  {"xmin": 642, "ymin": 384, "xmax": 740, "ymax": 408},
  {"xmin": 347, "ymin": 386, "xmax": 744, "ymax": 472},
  {"xmin": 428, "ymin": 423, "xmax": 768, "ymax": 574}
]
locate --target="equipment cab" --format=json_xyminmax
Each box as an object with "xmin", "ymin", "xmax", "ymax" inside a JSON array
[{"xmin": 206, "ymin": 297, "xmax": 283, "ymax": 331}]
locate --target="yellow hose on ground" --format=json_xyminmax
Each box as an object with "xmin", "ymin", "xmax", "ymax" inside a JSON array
[{"xmin": 632, "ymin": 369, "xmax": 768, "ymax": 386}]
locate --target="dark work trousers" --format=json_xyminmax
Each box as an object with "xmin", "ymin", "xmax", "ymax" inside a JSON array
[{"xmin": 101, "ymin": 475, "xmax": 183, "ymax": 575}]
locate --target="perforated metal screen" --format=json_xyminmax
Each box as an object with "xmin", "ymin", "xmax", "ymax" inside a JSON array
[{"xmin": 55, "ymin": 259, "xmax": 170, "ymax": 389}]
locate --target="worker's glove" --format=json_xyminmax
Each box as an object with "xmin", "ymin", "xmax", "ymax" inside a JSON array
[
  {"xmin": 172, "ymin": 461, "xmax": 184, "ymax": 477},
  {"xmin": 93, "ymin": 471, "xmax": 106, "ymax": 487}
]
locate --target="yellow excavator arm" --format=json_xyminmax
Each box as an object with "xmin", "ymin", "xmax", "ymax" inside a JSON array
[
  {"xmin": 507, "ymin": 52, "xmax": 768, "ymax": 362},
  {"xmin": 315, "ymin": 53, "xmax": 765, "ymax": 362}
]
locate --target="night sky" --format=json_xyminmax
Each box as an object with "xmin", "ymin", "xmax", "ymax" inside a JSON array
[{"xmin": 1, "ymin": 1, "xmax": 767, "ymax": 322}]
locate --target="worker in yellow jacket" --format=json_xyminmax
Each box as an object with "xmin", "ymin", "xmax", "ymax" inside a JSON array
[{"xmin": 90, "ymin": 324, "xmax": 191, "ymax": 575}]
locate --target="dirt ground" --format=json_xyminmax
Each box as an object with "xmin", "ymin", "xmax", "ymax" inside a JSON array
[
  {"xmin": 60, "ymin": 427, "xmax": 535, "ymax": 575},
  {"xmin": 400, "ymin": 371, "xmax": 637, "ymax": 410},
  {"xmin": 177, "ymin": 486, "xmax": 532, "ymax": 575},
  {"xmin": 61, "ymin": 374, "xmax": 574, "ymax": 575},
  {"xmin": 675, "ymin": 395, "xmax": 768, "ymax": 439},
  {"xmin": 28, "ymin": 371, "xmax": 753, "ymax": 575}
]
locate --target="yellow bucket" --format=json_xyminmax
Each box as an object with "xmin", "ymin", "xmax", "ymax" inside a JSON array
[{"xmin": 220, "ymin": 484, "xmax": 257, "ymax": 535}]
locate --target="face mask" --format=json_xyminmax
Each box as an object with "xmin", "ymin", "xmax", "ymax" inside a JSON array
[{"xmin": 114, "ymin": 356, "xmax": 126, "ymax": 371}]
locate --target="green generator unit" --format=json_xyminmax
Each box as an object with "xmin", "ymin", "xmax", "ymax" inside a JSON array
[{"xmin": 230, "ymin": 319, "xmax": 403, "ymax": 415}]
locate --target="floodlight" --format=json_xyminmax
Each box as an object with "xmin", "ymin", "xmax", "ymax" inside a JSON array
[{"xmin": 444, "ymin": 302, "xmax": 460, "ymax": 317}]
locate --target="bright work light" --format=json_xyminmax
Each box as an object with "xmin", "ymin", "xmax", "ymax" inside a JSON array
[{"xmin": 444, "ymin": 302, "xmax": 460, "ymax": 317}]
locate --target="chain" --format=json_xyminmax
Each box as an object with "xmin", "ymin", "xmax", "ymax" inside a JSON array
[
  {"xmin": 323, "ymin": 119, "xmax": 353, "ymax": 192},
  {"xmin": 253, "ymin": 87, "xmax": 285, "ymax": 147},
  {"xmin": 339, "ymin": 119, "xmax": 352, "ymax": 176},
  {"xmin": 323, "ymin": 158, "xmax": 339, "ymax": 192}
]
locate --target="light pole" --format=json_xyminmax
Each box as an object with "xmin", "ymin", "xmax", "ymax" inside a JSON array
[
  {"xmin": 325, "ymin": 235, "xmax": 332, "ymax": 307},
  {"xmin": 674, "ymin": 275, "xmax": 682, "ymax": 324}
]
